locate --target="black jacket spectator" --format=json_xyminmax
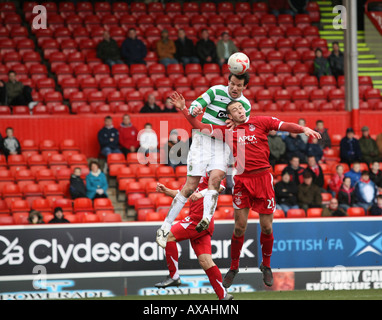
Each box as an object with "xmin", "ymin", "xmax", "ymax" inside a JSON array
[
  {"xmin": 275, "ymin": 179, "xmax": 298, "ymax": 207},
  {"xmin": 340, "ymin": 128, "xmax": 362, "ymax": 165}
]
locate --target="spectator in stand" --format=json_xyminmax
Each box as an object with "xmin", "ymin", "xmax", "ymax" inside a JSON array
[
  {"xmin": 140, "ymin": 93, "xmax": 162, "ymax": 113},
  {"xmin": 69, "ymin": 167, "xmax": 87, "ymax": 200},
  {"xmin": 359, "ymin": 126, "xmax": 380, "ymax": 165},
  {"xmin": 216, "ymin": 32, "xmax": 238, "ymax": 67},
  {"xmin": 369, "ymin": 161, "xmax": 382, "ymax": 190},
  {"xmin": 163, "ymin": 129, "xmax": 188, "ymax": 169},
  {"xmin": 304, "ymin": 155, "xmax": 324, "ymax": 189},
  {"xmin": 370, "ymin": 194, "xmax": 382, "ymax": 216},
  {"xmin": 1, "ymin": 127, "xmax": 21, "ymax": 159},
  {"xmin": 322, "ymin": 198, "xmax": 347, "ymax": 217},
  {"xmin": 298, "ymin": 118, "xmax": 308, "ymax": 144},
  {"xmin": 268, "ymin": 130, "xmax": 286, "ymax": 168},
  {"xmin": 0, "ymin": 70, "xmax": 37, "ymax": 110},
  {"xmin": 118, "ymin": 114, "xmax": 140, "ymax": 156},
  {"xmin": 275, "ymin": 171, "xmax": 299, "ymax": 215},
  {"xmin": 344, "ymin": 161, "xmax": 362, "ymax": 187},
  {"xmin": 340, "ymin": 127, "xmax": 362, "ymax": 165},
  {"xmin": 328, "ymin": 164, "xmax": 345, "ymax": 196},
  {"xmin": 337, "ymin": 176, "xmax": 356, "ymax": 212},
  {"xmin": 98, "ymin": 115, "xmax": 122, "ymax": 158},
  {"xmin": 138, "ymin": 123, "xmax": 158, "ymax": 155},
  {"xmin": 314, "ymin": 120, "xmax": 331, "ymax": 150},
  {"xmin": 284, "ymin": 132, "xmax": 307, "ymax": 163},
  {"xmin": 354, "ymin": 170, "xmax": 377, "ymax": 214},
  {"xmin": 121, "ymin": 28, "xmax": 147, "ymax": 65},
  {"xmin": 281, "ymin": 156, "xmax": 305, "ymax": 185},
  {"xmin": 96, "ymin": 30, "xmax": 124, "ymax": 68},
  {"xmin": 175, "ymin": 28, "xmax": 199, "ymax": 66},
  {"xmin": 306, "ymin": 136, "xmax": 323, "ymax": 163},
  {"xmin": 328, "ymin": 41, "xmax": 344, "ymax": 79},
  {"xmin": 86, "ymin": 160, "xmax": 108, "ymax": 200},
  {"xmin": 195, "ymin": 29, "xmax": 217, "ymax": 65},
  {"xmin": 48, "ymin": 207, "xmax": 70, "ymax": 223},
  {"xmin": 313, "ymin": 48, "xmax": 331, "ymax": 80},
  {"xmin": 161, "ymin": 97, "xmax": 178, "ymax": 113},
  {"xmin": 156, "ymin": 29, "xmax": 178, "ymax": 67},
  {"xmin": 297, "ymin": 171, "xmax": 322, "ymax": 212},
  {"xmin": 28, "ymin": 210, "xmax": 44, "ymax": 224},
  {"xmin": 376, "ymin": 133, "xmax": 382, "ymax": 158}
]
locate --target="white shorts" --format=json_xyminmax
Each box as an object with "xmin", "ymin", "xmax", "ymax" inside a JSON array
[{"xmin": 187, "ymin": 133, "xmax": 231, "ymax": 176}]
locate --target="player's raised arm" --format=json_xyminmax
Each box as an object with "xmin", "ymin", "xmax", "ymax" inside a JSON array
[
  {"xmin": 279, "ymin": 122, "xmax": 322, "ymax": 140},
  {"xmin": 169, "ymin": 91, "xmax": 213, "ymax": 133}
]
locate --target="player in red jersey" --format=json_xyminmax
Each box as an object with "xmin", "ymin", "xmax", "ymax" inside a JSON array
[
  {"xmin": 154, "ymin": 174, "xmax": 233, "ymax": 300},
  {"xmin": 169, "ymin": 91, "xmax": 321, "ymax": 287}
]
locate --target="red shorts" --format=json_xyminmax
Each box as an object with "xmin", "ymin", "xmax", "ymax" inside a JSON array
[
  {"xmin": 171, "ymin": 216, "xmax": 215, "ymax": 257},
  {"xmin": 233, "ymin": 170, "xmax": 276, "ymax": 215}
]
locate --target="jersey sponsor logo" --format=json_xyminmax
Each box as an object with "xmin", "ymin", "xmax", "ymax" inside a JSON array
[
  {"xmin": 217, "ymin": 111, "xmax": 228, "ymax": 118},
  {"xmin": 238, "ymin": 135, "xmax": 257, "ymax": 143}
]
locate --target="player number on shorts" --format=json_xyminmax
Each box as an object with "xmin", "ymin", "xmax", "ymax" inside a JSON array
[{"xmin": 267, "ymin": 198, "xmax": 275, "ymax": 209}]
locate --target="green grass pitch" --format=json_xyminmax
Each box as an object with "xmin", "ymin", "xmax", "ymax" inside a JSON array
[{"xmin": 87, "ymin": 289, "xmax": 382, "ymax": 300}]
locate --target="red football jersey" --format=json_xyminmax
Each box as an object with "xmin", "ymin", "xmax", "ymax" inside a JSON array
[{"xmin": 212, "ymin": 116, "xmax": 283, "ymax": 174}]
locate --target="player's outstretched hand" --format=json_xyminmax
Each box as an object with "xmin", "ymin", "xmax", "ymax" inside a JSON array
[
  {"xmin": 189, "ymin": 192, "xmax": 203, "ymax": 202},
  {"xmin": 156, "ymin": 183, "xmax": 167, "ymax": 193},
  {"xmin": 303, "ymin": 127, "xmax": 322, "ymax": 140},
  {"xmin": 170, "ymin": 91, "xmax": 186, "ymax": 111}
]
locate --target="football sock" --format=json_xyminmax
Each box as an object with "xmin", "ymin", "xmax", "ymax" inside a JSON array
[
  {"xmin": 165, "ymin": 241, "xmax": 179, "ymax": 280},
  {"xmin": 230, "ymin": 233, "xmax": 244, "ymax": 270},
  {"xmin": 203, "ymin": 189, "xmax": 219, "ymax": 221},
  {"xmin": 161, "ymin": 192, "xmax": 187, "ymax": 231},
  {"xmin": 260, "ymin": 232, "xmax": 274, "ymax": 268},
  {"xmin": 205, "ymin": 265, "xmax": 226, "ymax": 300}
]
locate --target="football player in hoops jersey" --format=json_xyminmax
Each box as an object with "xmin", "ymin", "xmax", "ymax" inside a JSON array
[{"xmin": 170, "ymin": 91, "xmax": 321, "ymax": 288}]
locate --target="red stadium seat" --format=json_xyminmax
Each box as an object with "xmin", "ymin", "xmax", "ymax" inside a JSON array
[
  {"xmin": 307, "ymin": 208, "xmax": 323, "ymax": 218},
  {"xmin": 287, "ymin": 209, "xmax": 306, "ymax": 218},
  {"xmin": 347, "ymin": 207, "xmax": 365, "ymax": 217}
]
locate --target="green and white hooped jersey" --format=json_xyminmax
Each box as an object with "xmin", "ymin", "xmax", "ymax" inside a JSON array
[{"xmin": 189, "ymin": 85, "xmax": 251, "ymax": 126}]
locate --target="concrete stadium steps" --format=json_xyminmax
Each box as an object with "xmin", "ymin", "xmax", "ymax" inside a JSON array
[{"xmin": 317, "ymin": 0, "xmax": 382, "ymax": 92}]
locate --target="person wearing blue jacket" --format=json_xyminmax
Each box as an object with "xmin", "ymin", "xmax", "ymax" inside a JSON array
[
  {"xmin": 121, "ymin": 28, "xmax": 147, "ymax": 65},
  {"xmin": 98, "ymin": 115, "xmax": 122, "ymax": 158},
  {"xmin": 354, "ymin": 170, "xmax": 377, "ymax": 214},
  {"xmin": 86, "ymin": 161, "xmax": 108, "ymax": 200},
  {"xmin": 344, "ymin": 161, "xmax": 362, "ymax": 187}
]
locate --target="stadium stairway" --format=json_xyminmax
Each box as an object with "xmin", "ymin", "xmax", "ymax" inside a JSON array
[{"xmin": 318, "ymin": 0, "xmax": 382, "ymax": 93}]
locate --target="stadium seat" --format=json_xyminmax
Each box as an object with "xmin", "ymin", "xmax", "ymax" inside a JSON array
[
  {"xmin": 74, "ymin": 197, "xmax": 94, "ymax": 213},
  {"xmin": 13, "ymin": 212, "xmax": 29, "ymax": 225},
  {"xmin": 11, "ymin": 199, "xmax": 30, "ymax": 214},
  {"xmin": 287, "ymin": 208, "xmax": 306, "ymax": 218},
  {"xmin": 347, "ymin": 207, "xmax": 365, "ymax": 217},
  {"xmin": 0, "ymin": 216, "xmax": 15, "ymax": 225},
  {"xmin": 52, "ymin": 198, "xmax": 73, "ymax": 214},
  {"xmin": 103, "ymin": 213, "xmax": 122, "ymax": 223},
  {"xmin": 82, "ymin": 214, "xmax": 100, "ymax": 223},
  {"xmin": 156, "ymin": 166, "xmax": 176, "ymax": 179},
  {"xmin": 93, "ymin": 198, "xmax": 114, "ymax": 212},
  {"xmin": 155, "ymin": 195, "xmax": 173, "ymax": 211},
  {"xmin": 273, "ymin": 209, "xmax": 285, "ymax": 219},
  {"xmin": 32, "ymin": 198, "xmax": 52, "ymax": 213},
  {"xmin": 307, "ymin": 208, "xmax": 323, "ymax": 218},
  {"xmin": 145, "ymin": 211, "xmax": 164, "ymax": 221}
]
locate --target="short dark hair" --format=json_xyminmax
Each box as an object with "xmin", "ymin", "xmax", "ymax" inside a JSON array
[
  {"xmin": 8, "ymin": 70, "xmax": 16, "ymax": 75},
  {"xmin": 316, "ymin": 120, "xmax": 324, "ymax": 125},
  {"xmin": 104, "ymin": 115, "xmax": 112, "ymax": 121},
  {"xmin": 361, "ymin": 170, "xmax": 370, "ymax": 176},
  {"xmin": 228, "ymin": 72, "xmax": 250, "ymax": 86},
  {"xmin": 303, "ymin": 171, "xmax": 313, "ymax": 179},
  {"xmin": 89, "ymin": 160, "xmax": 100, "ymax": 170}
]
